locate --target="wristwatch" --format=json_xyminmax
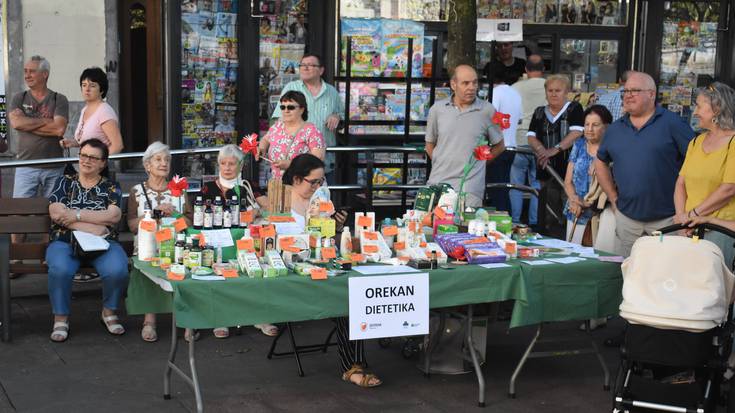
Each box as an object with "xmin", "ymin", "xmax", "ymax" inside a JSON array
[
  {"xmin": 553, "ymin": 143, "xmax": 563, "ymax": 151},
  {"xmin": 75, "ymin": 209, "xmax": 81, "ymax": 221}
]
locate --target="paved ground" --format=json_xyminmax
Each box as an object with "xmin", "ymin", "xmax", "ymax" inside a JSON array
[{"xmin": 0, "ymin": 275, "xmax": 633, "ymax": 413}]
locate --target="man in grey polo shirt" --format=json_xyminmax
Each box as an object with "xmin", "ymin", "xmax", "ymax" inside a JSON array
[{"xmin": 426, "ymin": 64, "xmax": 505, "ymax": 207}]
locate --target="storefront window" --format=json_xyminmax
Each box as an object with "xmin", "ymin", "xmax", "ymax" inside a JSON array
[
  {"xmin": 658, "ymin": 1, "xmax": 719, "ymax": 126},
  {"xmin": 180, "ymin": 0, "xmax": 239, "ymax": 148},
  {"xmin": 476, "ymin": 0, "xmax": 627, "ymax": 26},
  {"xmin": 341, "ymin": 0, "xmax": 447, "ymax": 21},
  {"xmin": 559, "ymin": 38, "xmax": 618, "ymax": 93}
]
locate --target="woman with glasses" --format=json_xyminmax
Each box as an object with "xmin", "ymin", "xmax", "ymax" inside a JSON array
[
  {"xmin": 61, "ymin": 67, "xmax": 123, "ymax": 154},
  {"xmin": 281, "ymin": 154, "xmax": 380, "ymax": 388},
  {"xmin": 258, "ymin": 90, "xmax": 325, "ymax": 180},
  {"xmin": 674, "ymin": 82, "xmax": 735, "ymax": 266},
  {"xmin": 46, "ymin": 139, "xmax": 128, "ymax": 342},
  {"xmin": 127, "ymin": 142, "xmax": 192, "ymax": 342}
]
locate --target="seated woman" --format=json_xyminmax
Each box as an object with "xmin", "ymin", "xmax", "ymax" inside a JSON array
[
  {"xmin": 258, "ymin": 90, "xmax": 326, "ymax": 180},
  {"xmin": 127, "ymin": 141, "xmax": 192, "ymax": 342},
  {"xmin": 282, "ymin": 153, "xmax": 381, "ymax": 388},
  {"xmin": 198, "ymin": 144, "xmax": 276, "ymax": 339},
  {"xmin": 46, "ymin": 139, "xmax": 128, "ymax": 342}
]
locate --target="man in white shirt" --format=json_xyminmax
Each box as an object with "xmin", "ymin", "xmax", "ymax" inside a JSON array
[
  {"xmin": 509, "ymin": 55, "xmax": 546, "ymax": 228},
  {"xmin": 486, "ymin": 71, "xmax": 522, "ymax": 212}
]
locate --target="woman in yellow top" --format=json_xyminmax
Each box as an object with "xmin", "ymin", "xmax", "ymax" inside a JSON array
[{"xmin": 674, "ymin": 82, "xmax": 735, "ymax": 265}]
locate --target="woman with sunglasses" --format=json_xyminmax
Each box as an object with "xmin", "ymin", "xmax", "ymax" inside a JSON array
[
  {"xmin": 46, "ymin": 139, "xmax": 128, "ymax": 342},
  {"xmin": 674, "ymin": 82, "xmax": 735, "ymax": 266},
  {"xmin": 281, "ymin": 154, "xmax": 380, "ymax": 388},
  {"xmin": 258, "ymin": 90, "xmax": 325, "ymax": 180}
]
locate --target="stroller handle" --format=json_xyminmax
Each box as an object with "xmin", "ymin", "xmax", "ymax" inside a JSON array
[{"xmin": 657, "ymin": 222, "xmax": 735, "ymax": 240}]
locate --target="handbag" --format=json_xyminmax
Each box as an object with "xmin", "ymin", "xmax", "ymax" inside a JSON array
[{"xmin": 69, "ymin": 230, "xmax": 108, "ymax": 262}]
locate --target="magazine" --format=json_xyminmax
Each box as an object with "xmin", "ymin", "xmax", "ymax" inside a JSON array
[
  {"xmin": 341, "ymin": 18, "xmax": 382, "ymax": 76},
  {"xmin": 380, "ymin": 19, "xmax": 424, "ymax": 78}
]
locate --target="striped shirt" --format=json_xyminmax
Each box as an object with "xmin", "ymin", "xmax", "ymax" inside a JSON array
[
  {"xmin": 271, "ymin": 80, "xmax": 344, "ymax": 172},
  {"xmin": 596, "ymin": 87, "xmax": 624, "ymax": 121}
]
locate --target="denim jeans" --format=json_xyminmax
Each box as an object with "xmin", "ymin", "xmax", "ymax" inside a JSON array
[
  {"xmin": 509, "ymin": 152, "xmax": 540, "ymax": 225},
  {"xmin": 13, "ymin": 166, "xmax": 65, "ymax": 198},
  {"xmin": 46, "ymin": 240, "xmax": 129, "ymax": 315}
]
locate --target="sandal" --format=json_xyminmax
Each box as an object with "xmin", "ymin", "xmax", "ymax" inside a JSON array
[
  {"xmin": 342, "ymin": 364, "xmax": 382, "ymax": 388},
  {"xmin": 101, "ymin": 313, "xmax": 125, "ymax": 335},
  {"xmin": 141, "ymin": 322, "xmax": 158, "ymax": 342},
  {"xmin": 254, "ymin": 323, "xmax": 279, "ymax": 337},
  {"xmin": 213, "ymin": 327, "xmax": 230, "ymax": 339},
  {"xmin": 50, "ymin": 320, "xmax": 69, "ymax": 343},
  {"xmin": 184, "ymin": 328, "xmax": 201, "ymax": 343}
]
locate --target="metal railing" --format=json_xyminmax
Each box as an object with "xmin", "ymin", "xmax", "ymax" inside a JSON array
[{"xmin": 0, "ymin": 145, "xmax": 563, "ymax": 212}]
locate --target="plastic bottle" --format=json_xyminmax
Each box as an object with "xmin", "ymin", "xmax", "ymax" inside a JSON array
[
  {"xmin": 193, "ymin": 196, "xmax": 204, "ymax": 229},
  {"xmin": 340, "ymin": 226, "xmax": 352, "ymax": 258},
  {"xmin": 203, "ymin": 200, "xmax": 213, "ymax": 229},
  {"xmin": 230, "ymin": 196, "xmax": 240, "ymax": 227},
  {"xmin": 174, "ymin": 233, "xmax": 186, "ymax": 265},
  {"xmin": 138, "ymin": 209, "xmax": 157, "ymax": 261},
  {"xmin": 213, "ymin": 196, "xmax": 224, "ymax": 229},
  {"xmin": 223, "ymin": 202, "xmax": 232, "ymax": 228},
  {"xmin": 239, "ymin": 197, "xmax": 250, "ymax": 228}
]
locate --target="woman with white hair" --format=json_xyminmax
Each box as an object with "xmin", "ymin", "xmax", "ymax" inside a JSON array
[
  {"xmin": 198, "ymin": 144, "xmax": 277, "ymax": 339},
  {"xmin": 127, "ymin": 141, "xmax": 192, "ymax": 342},
  {"xmin": 675, "ymin": 82, "xmax": 735, "ymax": 266}
]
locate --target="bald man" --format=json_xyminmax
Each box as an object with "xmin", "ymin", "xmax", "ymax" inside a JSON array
[
  {"xmin": 594, "ymin": 71, "xmax": 694, "ymax": 256},
  {"xmin": 425, "ymin": 65, "xmax": 505, "ymax": 207}
]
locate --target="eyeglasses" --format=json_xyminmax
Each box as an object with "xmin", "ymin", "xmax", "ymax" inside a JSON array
[
  {"xmin": 620, "ymin": 88, "xmax": 652, "ymax": 97},
  {"xmin": 298, "ymin": 64, "xmax": 321, "ymax": 69},
  {"xmin": 280, "ymin": 104, "xmax": 300, "ymax": 111},
  {"xmin": 303, "ymin": 177, "xmax": 324, "ymax": 187},
  {"xmin": 79, "ymin": 153, "xmax": 104, "ymax": 162}
]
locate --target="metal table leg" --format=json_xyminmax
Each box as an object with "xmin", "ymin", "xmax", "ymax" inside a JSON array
[
  {"xmin": 465, "ymin": 305, "xmax": 486, "ymax": 407},
  {"xmin": 0, "ymin": 234, "xmax": 11, "ymax": 343},
  {"xmin": 509, "ymin": 324, "xmax": 542, "ymax": 398},
  {"xmin": 585, "ymin": 321, "xmax": 611, "ymax": 390},
  {"xmin": 162, "ymin": 312, "xmax": 204, "ymax": 412},
  {"xmin": 423, "ymin": 311, "xmax": 446, "ymax": 378}
]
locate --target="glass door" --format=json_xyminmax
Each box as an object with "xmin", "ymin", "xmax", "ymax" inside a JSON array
[{"xmin": 559, "ymin": 38, "xmax": 619, "ymax": 93}]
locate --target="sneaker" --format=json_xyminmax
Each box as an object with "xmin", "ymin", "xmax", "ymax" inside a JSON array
[{"xmin": 73, "ymin": 272, "xmax": 100, "ymax": 283}]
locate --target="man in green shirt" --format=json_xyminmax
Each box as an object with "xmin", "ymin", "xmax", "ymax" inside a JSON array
[{"xmin": 271, "ymin": 54, "xmax": 344, "ymax": 183}]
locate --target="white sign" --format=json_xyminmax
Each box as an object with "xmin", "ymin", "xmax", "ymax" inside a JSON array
[
  {"xmin": 199, "ymin": 229, "xmax": 234, "ymax": 248},
  {"xmin": 348, "ymin": 273, "xmax": 429, "ymax": 340},
  {"xmin": 476, "ymin": 19, "xmax": 523, "ymax": 42}
]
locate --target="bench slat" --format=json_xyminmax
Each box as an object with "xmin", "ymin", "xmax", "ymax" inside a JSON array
[
  {"xmin": 0, "ymin": 198, "xmax": 49, "ymax": 215},
  {"xmin": 0, "ymin": 216, "xmax": 51, "ymax": 234},
  {"xmin": 10, "ymin": 243, "xmax": 47, "ymax": 260}
]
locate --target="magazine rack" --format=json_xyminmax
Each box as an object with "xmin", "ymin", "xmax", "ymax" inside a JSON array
[{"xmin": 335, "ymin": 36, "xmax": 446, "ymax": 211}]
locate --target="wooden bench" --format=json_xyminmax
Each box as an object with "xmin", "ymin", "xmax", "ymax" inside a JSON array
[{"xmin": 0, "ymin": 198, "xmax": 134, "ymax": 342}]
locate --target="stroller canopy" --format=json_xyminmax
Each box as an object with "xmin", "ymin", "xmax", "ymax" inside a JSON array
[{"xmin": 619, "ymin": 235, "xmax": 735, "ymax": 332}]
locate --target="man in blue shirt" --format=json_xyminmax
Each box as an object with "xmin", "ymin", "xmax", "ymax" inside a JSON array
[
  {"xmin": 596, "ymin": 70, "xmax": 632, "ymax": 121},
  {"xmin": 595, "ymin": 71, "xmax": 694, "ymax": 256}
]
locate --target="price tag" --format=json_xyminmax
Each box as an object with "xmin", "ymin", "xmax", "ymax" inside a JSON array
[
  {"xmin": 140, "ymin": 220, "xmax": 156, "ymax": 232},
  {"xmin": 310, "ymin": 267, "xmax": 328, "ymax": 280},
  {"xmin": 357, "ymin": 215, "xmax": 373, "ymax": 227},
  {"xmin": 351, "ymin": 253, "xmax": 365, "ymax": 262},
  {"xmin": 319, "ymin": 201, "xmax": 334, "ymax": 212},
  {"xmin": 221, "ymin": 269, "xmax": 239, "ymax": 278},
  {"xmin": 155, "ymin": 228, "xmax": 172, "ymax": 242},
  {"xmin": 279, "ymin": 237, "xmax": 295, "ymax": 249},
  {"xmin": 419, "ymin": 241, "xmax": 427, "ymax": 248},
  {"xmin": 394, "ymin": 241, "xmax": 406, "ymax": 250},
  {"xmin": 363, "ymin": 245, "xmax": 379, "ymax": 253},
  {"xmin": 408, "ymin": 221, "xmax": 417, "ymax": 232},
  {"xmin": 240, "ymin": 210, "xmax": 254, "ymax": 224},
  {"xmin": 237, "ymin": 238, "xmax": 255, "ymax": 252},
  {"xmin": 173, "ymin": 217, "xmax": 188, "ymax": 232},
  {"xmin": 363, "ymin": 231, "xmax": 378, "ymax": 240},
  {"xmin": 434, "ymin": 206, "xmax": 447, "ymax": 219},
  {"xmin": 261, "ymin": 225, "xmax": 276, "ymax": 238},
  {"xmin": 321, "ymin": 247, "xmax": 337, "ymax": 259},
  {"xmin": 195, "ymin": 233, "xmax": 206, "ymax": 244},
  {"xmin": 381, "ymin": 225, "xmax": 398, "ymax": 236},
  {"xmin": 269, "ymin": 215, "xmax": 296, "ymax": 223},
  {"xmin": 166, "ymin": 271, "xmax": 185, "ymax": 281}
]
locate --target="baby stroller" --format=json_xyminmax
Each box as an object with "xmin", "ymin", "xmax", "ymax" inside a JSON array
[{"xmin": 612, "ymin": 223, "xmax": 735, "ymax": 413}]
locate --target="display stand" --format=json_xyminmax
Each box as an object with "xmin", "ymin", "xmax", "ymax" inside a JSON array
[{"xmin": 335, "ymin": 36, "xmax": 446, "ymax": 211}]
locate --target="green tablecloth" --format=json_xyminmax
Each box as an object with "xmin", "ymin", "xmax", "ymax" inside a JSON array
[{"xmin": 126, "ymin": 256, "xmax": 622, "ymax": 329}]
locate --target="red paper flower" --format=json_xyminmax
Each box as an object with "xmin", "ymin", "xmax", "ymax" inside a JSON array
[
  {"xmin": 492, "ymin": 111, "xmax": 511, "ymax": 130},
  {"xmin": 240, "ymin": 133, "xmax": 259, "ymax": 157},
  {"xmin": 167, "ymin": 175, "xmax": 189, "ymax": 197},
  {"xmin": 473, "ymin": 145, "xmax": 494, "ymax": 161}
]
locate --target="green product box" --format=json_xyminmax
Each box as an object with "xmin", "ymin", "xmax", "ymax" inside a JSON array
[
  {"xmin": 265, "ymin": 250, "xmax": 288, "ymax": 276},
  {"xmin": 437, "ymin": 224, "xmax": 459, "ymax": 234}
]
